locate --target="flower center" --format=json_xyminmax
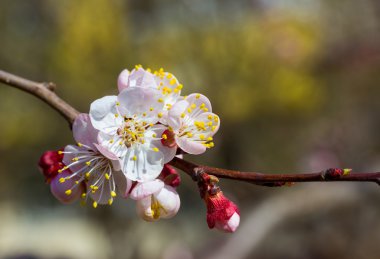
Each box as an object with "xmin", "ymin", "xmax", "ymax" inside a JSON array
[{"xmin": 118, "ymin": 118, "xmax": 150, "ymax": 147}]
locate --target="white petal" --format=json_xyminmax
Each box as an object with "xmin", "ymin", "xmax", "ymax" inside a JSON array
[
  {"xmin": 148, "ymin": 124, "xmax": 177, "ymax": 163},
  {"xmin": 94, "ymin": 143, "xmax": 121, "ymax": 171},
  {"xmin": 128, "ymin": 68, "xmax": 157, "ymax": 89},
  {"xmin": 167, "ymin": 100, "xmax": 189, "ymax": 131},
  {"xmin": 117, "ymin": 69, "xmax": 130, "ymax": 92},
  {"xmin": 72, "ymin": 113, "xmax": 98, "ymax": 150},
  {"xmin": 117, "ymin": 87, "xmax": 164, "ymax": 124},
  {"xmin": 175, "ymin": 136, "xmax": 206, "ymax": 155},
  {"xmin": 121, "ymin": 146, "xmax": 164, "ymax": 182},
  {"xmin": 113, "ymin": 170, "xmax": 132, "ymax": 198},
  {"xmin": 136, "ymin": 197, "xmax": 156, "ymax": 222},
  {"xmin": 50, "ymin": 171, "xmax": 83, "ymax": 204},
  {"xmin": 215, "ymin": 212, "xmax": 240, "ymax": 233},
  {"xmin": 130, "ymin": 179, "xmax": 164, "ymax": 200},
  {"xmin": 98, "ymin": 132, "xmax": 127, "ymax": 158},
  {"xmin": 186, "ymin": 93, "xmax": 212, "ymax": 113},
  {"xmin": 154, "ymin": 185, "xmax": 180, "ymax": 219},
  {"xmin": 89, "ymin": 96, "xmax": 122, "ymax": 132}
]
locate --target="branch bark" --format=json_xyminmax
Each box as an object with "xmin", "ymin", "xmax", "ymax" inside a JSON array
[{"xmin": 1, "ymin": 69, "xmax": 379, "ymax": 187}]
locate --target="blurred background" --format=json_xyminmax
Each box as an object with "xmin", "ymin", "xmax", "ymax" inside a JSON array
[{"xmin": 1, "ymin": 0, "xmax": 380, "ymax": 258}]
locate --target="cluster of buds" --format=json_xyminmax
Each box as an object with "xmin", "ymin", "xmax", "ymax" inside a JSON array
[{"xmin": 38, "ymin": 66, "xmax": 240, "ymax": 232}]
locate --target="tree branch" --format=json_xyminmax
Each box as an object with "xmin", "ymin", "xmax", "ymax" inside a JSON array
[
  {"xmin": 1, "ymin": 69, "xmax": 379, "ymax": 187},
  {"xmin": 0, "ymin": 70, "xmax": 79, "ymax": 125}
]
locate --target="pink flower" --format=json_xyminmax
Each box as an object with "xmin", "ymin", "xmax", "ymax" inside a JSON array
[
  {"xmin": 60, "ymin": 114, "xmax": 131, "ymax": 208},
  {"xmin": 205, "ymin": 192, "xmax": 240, "ymax": 233},
  {"xmin": 130, "ymin": 179, "xmax": 180, "ymax": 221},
  {"xmin": 166, "ymin": 93, "xmax": 220, "ymax": 155}
]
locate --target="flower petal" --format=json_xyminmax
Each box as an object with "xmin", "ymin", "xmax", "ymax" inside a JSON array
[
  {"xmin": 130, "ymin": 179, "xmax": 164, "ymax": 200},
  {"xmin": 186, "ymin": 93, "xmax": 212, "ymax": 113},
  {"xmin": 117, "ymin": 69, "xmax": 130, "ymax": 92},
  {"xmin": 117, "ymin": 87, "xmax": 164, "ymax": 124},
  {"xmin": 128, "ymin": 68, "xmax": 157, "ymax": 89},
  {"xmin": 97, "ymin": 132, "xmax": 127, "ymax": 158},
  {"xmin": 175, "ymin": 136, "xmax": 206, "ymax": 155},
  {"xmin": 121, "ymin": 146, "xmax": 164, "ymax": 182},
  {"xmin": 50, "ymin": 172, "xmax": 83, "ymax": 204},
  {"xmin": 90, "ymin": 95, "xmax": 122, "ymax": 133},
  {"xmin": 73, "ymin": 113, "xmax": 98, "ymax": 150},
  {"xmin": 148, "ymin": 124, "xmax": 177, "ymax": 164},
  {"xmin": 113, "ymin": 170, "xmax": 133, "ymax": 198},
  {"xmin": 154, "ymin": 185, "xmax": 180, "ymax": 219},
  {"xmin": 167, "ymin": 100, "xmax": 189, "ymax": 131}
]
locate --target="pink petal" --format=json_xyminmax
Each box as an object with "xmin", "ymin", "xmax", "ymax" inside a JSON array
[
  {"xmin": 73, "ymin": 113, "xmax": 98, "ymax": 150},
  {"xmin": 130, "ymin": 179, "xmax": 164, "ymax": 200},
  {"xmin": 117, "ymin": 69, "xmax": 130, "ymax": 92}
]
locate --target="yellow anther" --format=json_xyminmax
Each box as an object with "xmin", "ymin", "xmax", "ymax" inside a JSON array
[
  {"xmin": 196, "ymin": 94, "xmax": 201, "ymax": 99},
  {"xmin": 93, "ymin": 186, "xmax": 99, "ymax": 190},
  {"xmin": 105, "ymin": 173, "xmax": 110, "ymax": 180},
  {"xmin": 81, "ymin": 193, "xmax": 86, "ymax": 198},
  {"xmin": 168, "ymin": 126, "xmax": 173, "ymax": 132},
  {"xmin": 202, "ymin": 108, "xmax": 209, "ymax": 112},
  {"xmin": 199, "ymin": 134, "xmax": 205, "ymax": 140},
  {"xmin": 178, "ymin": 84, "xmax": 183, "ymax": 90},
  {"xmin": 93, "ymin": 201, "xmax": 98, "ymax": 208},
  {"xmin": 183, "ymin": 95, "xmax": 188, "ymax": 99},
  {"xmin": 187, "ymin": 132, "xmax": 193, "ymax": 138},
  {"xmin": 85, "ymin": 172, "xmax": 91, "ymax": 179},
  {"xmin": 132, "ymin": 156, "xmax": 137, "ymax": 161},
  {"xmin": 109, "ymin": 139, "xmax": 114, "ymax": 144},
  {"xmin": 77, "ymin": 142, "xmax": 83, "ymax": 147},
  {"xmin": 58, "ymin": 151, "xmax": 63, "ymax": 155},
  {"xmin": 152, "ymin": 147, "xmax": 159, "ymax": 152},
  {"xmin": 181, "ymin": 113, "xmax": 186, "ymax": 118},
  {"xmin": 158, "ymin": 112, "xmax": 163, "ymax": 118},
  {"xmin": 152, "ymin": 133, "xmax": 157, "ymax": 138},
  {"xmin": 111, "ymin": 191, "xmax": 117, "ymax": 197},
  {"xmin": 59, "ymin": 178, "xmax": 65, "ymax": 183},
  {"xmin": 174, "ymin": 88, "xmax": 179, "ymax": 93},
  {"xmin": 162, "ymin": 134, "xmax": 167, "ymax": 140},
  {"xmin": 63, "ymin": 166, "xmax": 68, "ymax": 170},
  {"xmin": 116, "ymin": 101, "xmax": 120, "ymax": 106},
  {"xmin": 119, "ymin": 141, "xmax": 123, "ymax": 145},
  {"xmin": 211, "ymin": 126, "xmax": 217, "ymax": 131},
  {"xmin": 207, "ymin": 137, "xmax": 213, "ymax": 141},
  {"xmin": 209, "ymin": 142, "xmax": 215, "ymax": 148},
  {"xmin": 149, "ymin": 107, "xmax": 154, "ymax": 111},
  {"xmin": 115, "ymin": 113, "xmax": 119, "ymax": 118},
  {"xmin": 191, "ymin": 103, "xmax": 196, "ymax": 109},
  {"xmin": 85, "ymin": 161, "xmax": 91, "ymax": 166},
  {"xmin": 65, "ymin": 190, "xmax": 72, "ymax": 196},
  {"xmin": 158, "ymin": 98, "xmax": 164, "ymax": 103},
  {"xmin": 167, "ymin": 73, "xmax": 173, "ymax": 79},
  {"xmin": 214, "ymin": 116, "xmax": 219, "ymax": 122},
  {"xmin": 58, "ymin": 169, "xmax": 63, "ymax": 173},
  {"xmin": 108, "ymin": 199, "xmax": 113, "ymax": 205},
  {"xmin": 72, "ymin": 157, "xmax": 79, "ymax": 161},
  {"xmin": 169, "ymin": 79, "xmax": 176, "ymax": 85},
  {"xmin": 142, "ymin": 112, "xmax": 147, "ymax": 117},
  {"xmin": 200, "ymin": 103, "xmax": 206, "ymax": 108},
  {"xmin": 75, "ymin": 181, "xmax": 79, "ymax": 185},
  {"xmin": 208, "ymin": 115, "xmax": 213, "ymax": 120},
  {"xmin": 146, "ymin": 68, "xmax": 152, "ymax": 73},
  {"xmin": 207, "ymin": 121, "xmax": 213, "ymax": 126},
  {"xmin": 187, "ymin": 108, "xmax": 192, "ymax": 113}
]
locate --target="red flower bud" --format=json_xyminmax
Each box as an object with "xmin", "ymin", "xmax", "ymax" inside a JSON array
[
  {"xmin": 38, "ymin": 150, "xmax": 64, "ymax": 183},
  {"xmin": 205, "ymin": 192, "xmax": 240, "ymax": 233},
  {"xmin": 159, "ymin": 164, "xmax": 181, "ymax": 187}
]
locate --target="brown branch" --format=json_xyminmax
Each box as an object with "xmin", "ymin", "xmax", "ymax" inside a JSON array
[
  {"xmin": 1, "ymin": 69, "xmax": 379, "ymax": 187},
  {"xmin": 0, "ymin": 70, "xmax": 79, "ymax": 125},
  {"xmin": 168, "ymin": 157, "xmax": 380, "ymax": 187}
]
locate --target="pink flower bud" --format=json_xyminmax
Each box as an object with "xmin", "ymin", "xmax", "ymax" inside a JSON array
[
  {"xmin": 50, "ymin": 171, "xmax": 83, "ymax": 204},
  {"xmin": 159, "ymin": 164, "xmax": 181, "ymax": 187},
  {"xmin": 38, "ymin": 150, "xmax": 64, "ymax": 183},
  {"xmin": 205, "ymin": 192, "xmax": 240, "ymax": 233}
]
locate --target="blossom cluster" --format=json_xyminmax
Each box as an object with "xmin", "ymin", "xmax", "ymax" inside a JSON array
[{"xmin": 39, "ymin": 66, "xmax": 239, "ymax": 232}]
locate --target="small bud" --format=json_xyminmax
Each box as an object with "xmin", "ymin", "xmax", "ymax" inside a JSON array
[
  {"xmin": 38, "ymin": 149, "xmax": 65, "ymax": 183},
  {"xmin": 159, "ymin": 164, "xmax": 181, "ymax": 187},
  {"xmin": 204, "ymin": 192, "xmax": 240, "ymax": 233}
]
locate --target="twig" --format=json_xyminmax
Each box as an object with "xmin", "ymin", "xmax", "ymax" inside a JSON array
[
  {"xmin": 0, "ymin": 70, "xmax": 79, "ymax": 125},
  {"xmin": 1, "ymin": 69, "xmax": 379, "ymax": 187}
]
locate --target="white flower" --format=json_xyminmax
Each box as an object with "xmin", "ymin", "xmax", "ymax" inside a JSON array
[
  {"xmin": 59, "ymin": 114, "xmax": 131, "ymax": 208},
  {"xmin": 89, "ymin": 87, "xmax": 176, "ymax": 182},
  {"xmin": 117, "ymin": 66, "xmax": 183, "ymax": 124},
  {"xmin": 165, "ymin": 93, "xmax": 220, "ymax": 154},
  {"xmin": 130, "ymin": 179, "xmax": 180, "ymax": 221}
]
